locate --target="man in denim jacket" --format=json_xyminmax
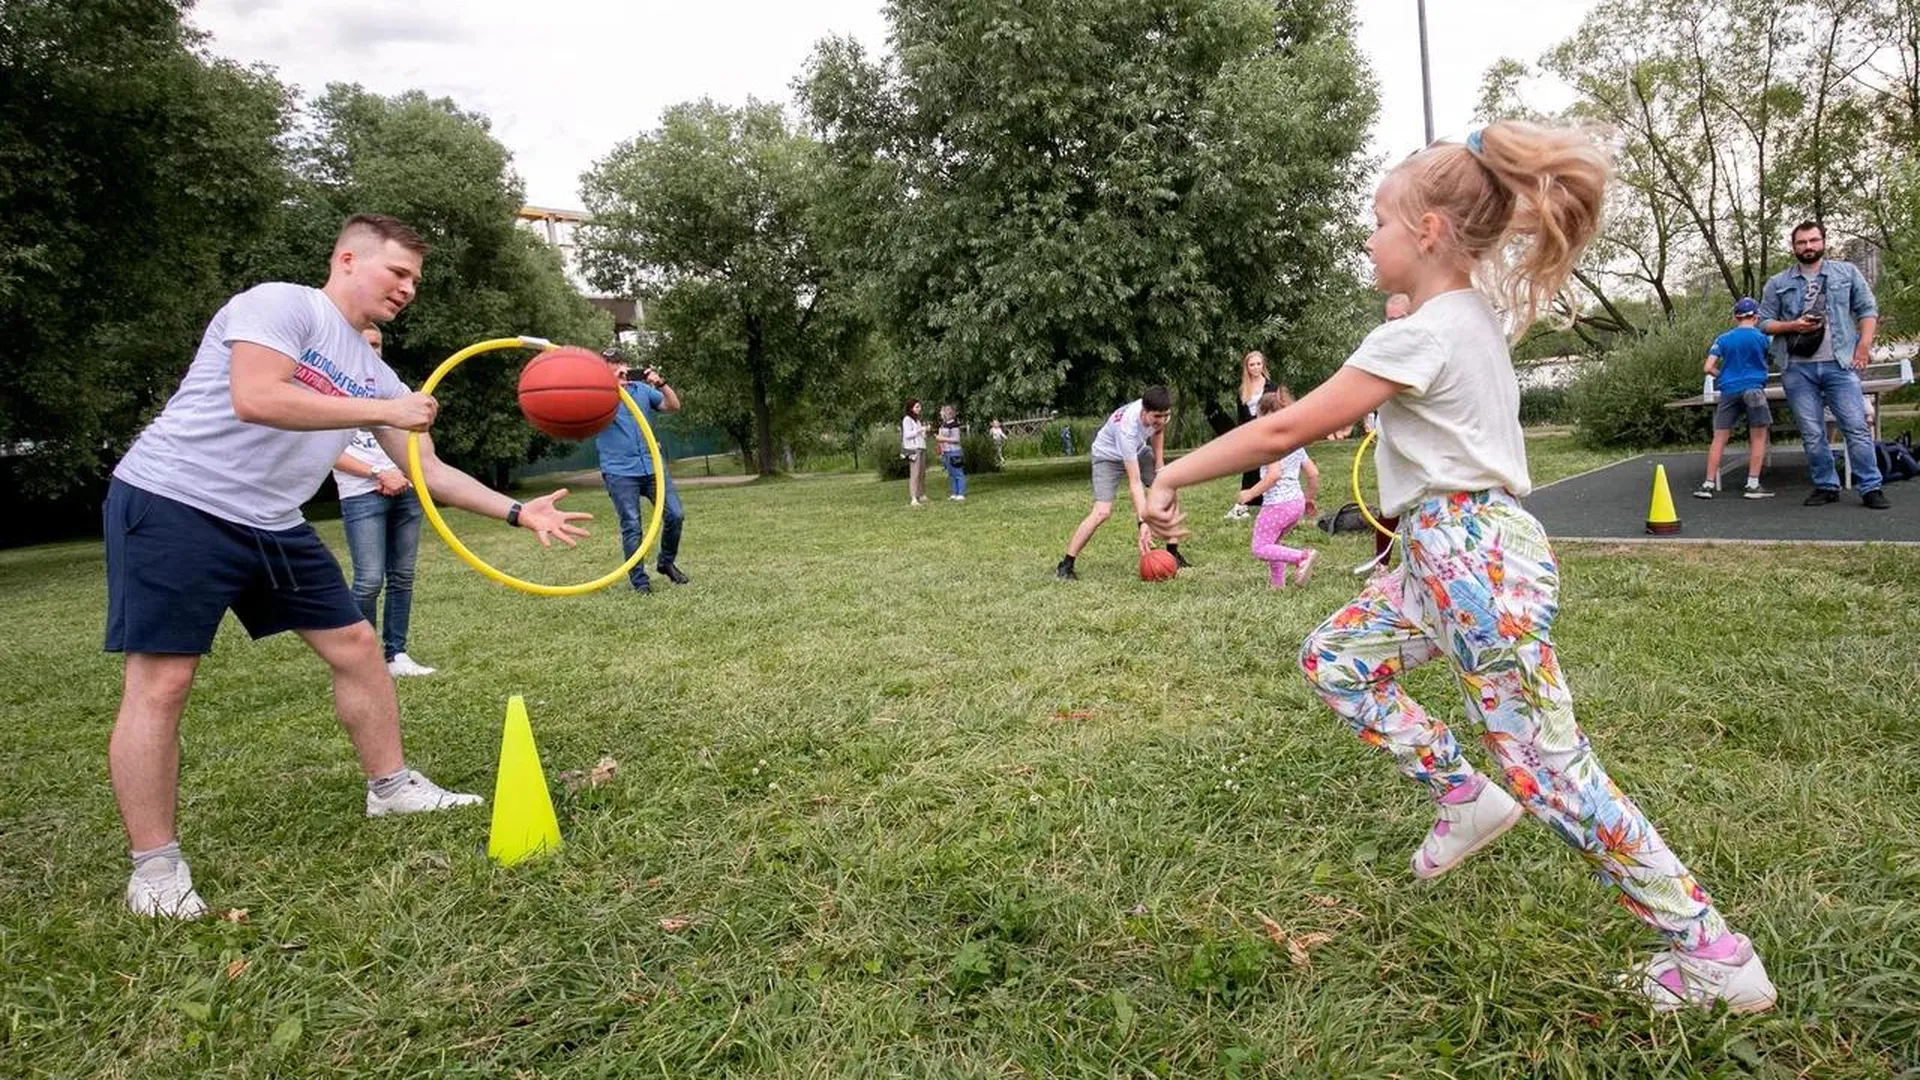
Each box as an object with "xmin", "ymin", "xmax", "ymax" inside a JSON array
[{"xmin": 1757, "ymin": 220, "xmax": 1889, "ymax": 509}]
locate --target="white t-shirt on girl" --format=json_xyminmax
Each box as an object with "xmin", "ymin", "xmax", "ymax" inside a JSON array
[
  {"xmin": 1261, "ymin": 449, "xmax": 1308, "ymax": 505},
  {"xmin": 1343, "ymin": 289, "xmax": 1530, "ymax": 516},
  {"xmin": 901, "ymin": 415, "xmax": 926, "ymax": 451}
]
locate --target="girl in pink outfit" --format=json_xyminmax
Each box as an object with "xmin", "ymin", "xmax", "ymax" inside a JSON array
[{"xmin": 1240, "ymin": 389, "xmax": 1319, "ymax": 587}]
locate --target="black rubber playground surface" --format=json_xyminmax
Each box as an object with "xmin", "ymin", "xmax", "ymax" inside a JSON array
[{"xmin": 1523, "ymin": 450, "xmax": 1920, "ymax": 544}]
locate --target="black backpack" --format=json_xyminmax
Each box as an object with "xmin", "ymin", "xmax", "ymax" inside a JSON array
[
  {"xmin": 1318, "ymin": 501, "xmax": 1379, "ymax": 535},
  {"xmin": 1875, "ymin": 432, "xmax": 1918, "ymax": 483}
]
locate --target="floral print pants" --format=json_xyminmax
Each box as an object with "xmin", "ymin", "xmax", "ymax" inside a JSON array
[{"xmin": 1299, "ymin": 490, "xmax": 1728, "ymax": 947}]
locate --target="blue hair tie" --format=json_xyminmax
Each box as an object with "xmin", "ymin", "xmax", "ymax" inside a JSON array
[{"xmin": 1465, "ymin": 129, "xmax": 1485, "ymax": 157}]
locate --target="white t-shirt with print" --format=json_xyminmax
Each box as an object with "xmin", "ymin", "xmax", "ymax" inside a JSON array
[
  {"xmin": 1091, "ymin": 400, "xmax": 1154, "ymax": 462},
  {"xmin": 1343, "ymin": 289, "xmax": 1530, "ymax": 516},
  {"xmin": 114, "ymin": 283, "xmax": 404, "ymax": 530},
  {"xmin": 332, "ymin": 430, "xmax": 402, "ymax": 500}
]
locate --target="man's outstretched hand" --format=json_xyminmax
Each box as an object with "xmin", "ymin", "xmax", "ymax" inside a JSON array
[{"xmin": 517, "ymin": 489, "xmax": 592, "ymax": 548}]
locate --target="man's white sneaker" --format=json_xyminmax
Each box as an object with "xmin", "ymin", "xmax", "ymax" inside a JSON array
[
  {"xmin": 126, "ymin": 858, "xmax": 208, "ymax": 919},
  {"xmin": 366, "ymin": 770, "xmax": 483, "ymax": 817},
  {"xmin": 1411, "ymin": 779, "xmax": 1523, "ymax": 880},
  {"xmin": 1624, "ymin": 934, "xmax": 1778, "ymax": 1014},
  {"xmin": 386, "ymin": 653, "xmax": 436, "ymax": 677}
]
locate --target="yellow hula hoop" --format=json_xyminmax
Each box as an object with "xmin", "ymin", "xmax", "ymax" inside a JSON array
[
  {"xmin": 405, "ymin": 336, "xmax": 666, "ymax": 596},
  {"xmin": 1349, "ymin": 429, "xmax": 1396, "ymax": 539}
]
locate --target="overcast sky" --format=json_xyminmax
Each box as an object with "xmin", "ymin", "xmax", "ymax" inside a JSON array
[{"xmin": 188, "ymin": 0, "xmax": 1597, "ymax": 209}]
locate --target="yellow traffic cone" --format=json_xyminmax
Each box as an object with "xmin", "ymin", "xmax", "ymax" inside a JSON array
[
  {"xmin": 1645, "ymin": 463, "xmax": 1681, "ymax": 535},
  {"xmin": 487, "ymin": 695, "xmax": 560, "ymax": 866}
]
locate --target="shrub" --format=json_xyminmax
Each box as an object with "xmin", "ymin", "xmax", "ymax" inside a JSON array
[
  {"xmin": 1571, "ymin": 305, "xmax": 1721, "ymax": 448},
  {"xmin": 867, "ymin": 427, "xmax": 911, "ymax": 480},
  {"xmin": 1037, "ymin": 418, "xmax": 1101, "ymax": 457},
  {"xmin": 1518, "ymin": 385, "xmax": 1574, "ymax": 426},
  {"xmin": 958, "ymin": 432, "xmax": 1003, "ymax": 474}
]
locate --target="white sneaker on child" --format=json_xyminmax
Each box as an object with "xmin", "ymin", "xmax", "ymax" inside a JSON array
[
  {"xmin": 126, "ymin": 858, "xmax": 208, "ymax": 919},
  {"xmin": 1623, "ymin": 934, "xmax": 1777, "ymax": 1014},
  {"xmin": 1225, "ymin": 504, "xmax": 1250, "ymax": 521},
  {"xmin": 1411, "ymin": 780, "xmax": 1522, "ymax": 880},
  {"xmin": 365, "ymin": 771, "xmax": 483, "ymax": 817},
  {"xmin": 1295, "ymin": 550, "xmax": 1317, "ymax": 585}
]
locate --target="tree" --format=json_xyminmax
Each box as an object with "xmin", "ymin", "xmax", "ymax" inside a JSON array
[
  {"xmin": 271, "ymin": 86, "xmax": 611, "ymax": 481},
  {"xmin": 1499, "ymin": 0, "xmax": 1919, "ymax": 334},
  {"xmin": 0, "ymin": 0, "xmax": 293, "ymax": 499},
  {"xmin": 800, "ymin": 0, "xmax": 1379, "ymax": 420},
  {"xmin": 578, "ymin": 99, "xmax": 855, "ymax": 476}
]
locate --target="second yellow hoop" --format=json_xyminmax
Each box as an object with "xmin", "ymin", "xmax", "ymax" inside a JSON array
[
  {"xmin": 405, "ymin": 336, "xmax": 666, "ymax": 596},
  {"xmin": 1349, "ymin": 429, "xmax": 1396, "ymax": 540}
]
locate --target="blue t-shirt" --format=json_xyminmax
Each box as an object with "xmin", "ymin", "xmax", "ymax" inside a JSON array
[
  {"xmin": 593, "ymin": 382, "xmax": 666, "ymax": 477},
  {"xmin": 1709, "ymin": 326, "xmax": 1771, "ymax": 395}
]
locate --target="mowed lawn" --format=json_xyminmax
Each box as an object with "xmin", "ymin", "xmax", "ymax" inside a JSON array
[{"xmin": 2, "ymin": 436, "xmax": 1916, "ymax": 1079}]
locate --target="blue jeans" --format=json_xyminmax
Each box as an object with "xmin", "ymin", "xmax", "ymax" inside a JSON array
[
  {"xmin": 1782, "ymin": 362, "xmax": 1882, "ymax": 492},
  {"xmin": 941, "ymin": 450, "xmax": 967, "ymax": 496},
  {"xmin": 340, "ymin": 491, "xmax": 424, "ymax": 660},
  {"xmin": 602, "ymin": 471, "xmax": 683, "ymax": 589}
]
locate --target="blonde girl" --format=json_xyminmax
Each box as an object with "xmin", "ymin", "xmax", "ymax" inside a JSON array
[{"xmin": 1142, "ymin": 122, "xmax": 1774, "ymax": 1013}]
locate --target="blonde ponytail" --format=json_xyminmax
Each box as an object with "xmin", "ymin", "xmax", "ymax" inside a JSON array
[{"xmin": 1384, "ymin": 120, "xmax": 1611, "ymax": 336}]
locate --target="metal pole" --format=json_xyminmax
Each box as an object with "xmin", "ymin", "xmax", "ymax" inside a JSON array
[{"xmin": 1417, "ymin": 0, "xmax": 1435, "ymax": 144}]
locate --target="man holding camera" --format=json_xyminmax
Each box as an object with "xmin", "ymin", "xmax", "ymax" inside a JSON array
[
  {"xmin": 1759, "ymin": 220, "xmax": 1889, "ymax": 509},
  {"xmin": 597, "ymin": 349, "xmax": 689, "ymax": 592}
]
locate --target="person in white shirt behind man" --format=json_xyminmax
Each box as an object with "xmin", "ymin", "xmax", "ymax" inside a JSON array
[{"xmin": 332, "ymin": 326, "xmax": 435, "ymax": 677}]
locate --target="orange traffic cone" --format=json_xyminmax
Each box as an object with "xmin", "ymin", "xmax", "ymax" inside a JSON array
[{"xmin": 1645, "ymin": 464, "xmax": 1681, "ymax": 535}]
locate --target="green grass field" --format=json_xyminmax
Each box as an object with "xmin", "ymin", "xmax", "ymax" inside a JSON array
[{"xmin": 2, "ymin": 436, "xmax": 1916, "ymax": 1079}]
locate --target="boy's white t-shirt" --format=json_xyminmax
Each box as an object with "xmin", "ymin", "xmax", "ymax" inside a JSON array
[
  {"xmin": 1343, "ymin": 290, "xmax": 1530, "ymax": 516},
  {"xmin": 1091, "ymin": 400, "xmax": 1153, "ymax": 462},
  {"xmin": 114, "ymin": 283, "xmax": 404, "ymax": 531}
]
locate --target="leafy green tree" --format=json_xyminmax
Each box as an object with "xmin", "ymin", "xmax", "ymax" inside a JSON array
[
  {"xmin": 800, "ymin": 0, "xmax": 1378, "ymax": 420},
  {"xmin": 1495, "ymin": 0, "xmax": 1919, "ymax": 335},
  {"xmin": 579, "ymin": 99, "xmax": 858, "ymax": 476},
  {"xmin": 268, "ymin": 86, "xmax": 611, "ymax": 481},
  {"xmin": 0, "ymin": 0, "xmax": 293, "ymax": 498}
]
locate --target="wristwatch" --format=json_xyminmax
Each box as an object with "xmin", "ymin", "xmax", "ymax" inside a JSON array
[{"xmin": 506, "ymin": 501, "xmax": 523, "ymax": 527}]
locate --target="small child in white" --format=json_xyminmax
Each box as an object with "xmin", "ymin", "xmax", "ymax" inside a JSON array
[{"xmin": 1241, "ymin": 389, "xmax": 1320, "ymax": 587}]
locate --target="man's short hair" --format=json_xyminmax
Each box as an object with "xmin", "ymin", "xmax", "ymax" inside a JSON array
[
  {"xmin": 1791, "ymin": 219, "xmax": 1825, "ymax": 242},
  {"xmin": 1142, "ymin": 386, "xmax": 1172, "ymax": 413},
  {"xmin": 336, "ymin": 213, "xmax": 428, "ymax": 257}
]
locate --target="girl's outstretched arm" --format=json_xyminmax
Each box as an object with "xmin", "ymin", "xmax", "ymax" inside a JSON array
[{"xmin": 1145, "ymin": 367, "xmax": 1401, "ymax": 539}]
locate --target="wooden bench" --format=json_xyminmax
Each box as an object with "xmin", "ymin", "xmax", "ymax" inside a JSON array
[{"xmin": 1664, "ymin": 357, "xmax": 1914, "ymax": 488}]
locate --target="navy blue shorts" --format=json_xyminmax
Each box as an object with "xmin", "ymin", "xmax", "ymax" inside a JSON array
[{"xmin": 104, "ymin": 479, "xmax": 365, "ymax": 654}]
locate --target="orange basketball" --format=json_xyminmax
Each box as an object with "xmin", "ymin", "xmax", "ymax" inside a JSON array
[
  {"xmin": 1139, "ymin": 549, "xmax": 1178, "ymax": 582},
  {"xmin": 517, "ymin": 347, "xmax": 621, "ymax": 440}
]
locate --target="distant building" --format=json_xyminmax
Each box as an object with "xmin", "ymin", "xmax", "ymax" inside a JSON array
[{"xmin": 514, "ymin": 205, "xmax": 640, "ymax": 336}]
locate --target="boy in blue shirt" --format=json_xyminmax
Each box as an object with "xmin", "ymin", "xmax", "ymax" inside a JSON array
[{"xmin": 1696, "ymin": 297, "xmax": 1775, "ymax": 499}]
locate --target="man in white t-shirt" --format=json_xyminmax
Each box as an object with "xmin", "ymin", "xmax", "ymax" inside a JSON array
[
  {"xmin": 1054, "ymin": 386, "xmax": 1182, "ymax": 580},
  {"xmin": 104, "ymin": 214, "xmax": 591, "ymax": 919}
]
